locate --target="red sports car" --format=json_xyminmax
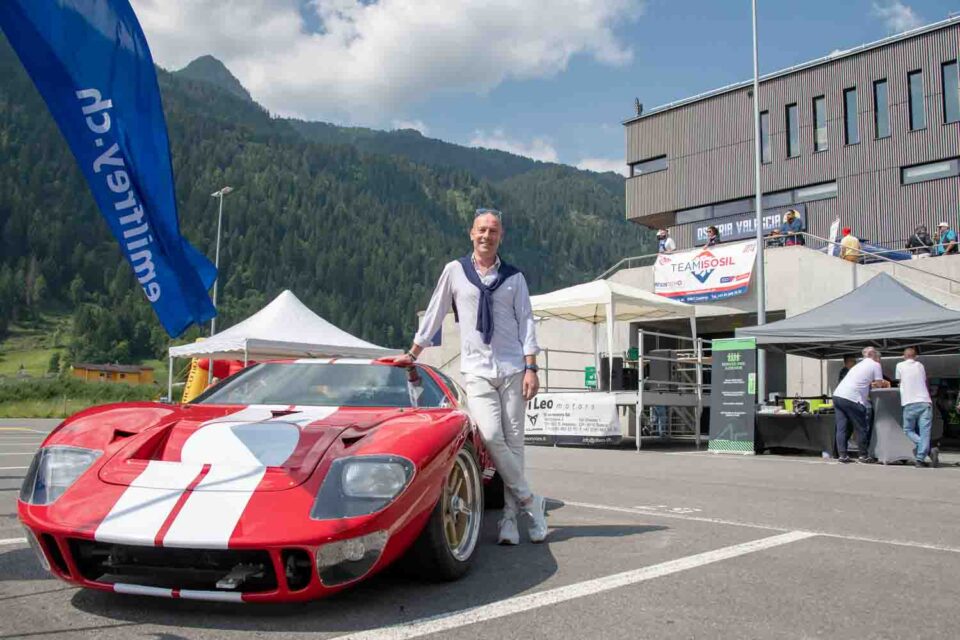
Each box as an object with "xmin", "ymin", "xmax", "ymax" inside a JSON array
[{"xmin": 19, "ymin": 359, "xmax": 495, "ymax": 602}]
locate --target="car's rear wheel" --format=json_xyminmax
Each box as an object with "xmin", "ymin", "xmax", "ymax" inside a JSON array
[{"xmin": 406, "ymin": 442, "xmax": 483, "ymax": 581}]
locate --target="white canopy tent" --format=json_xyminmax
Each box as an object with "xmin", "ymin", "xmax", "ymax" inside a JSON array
[
  {"xmin": 530, "ymin": 279, "xmax": 697, "ymax": 388},
  {"xmin": 167, "ymin": 290, "xmax": 397, "ymax": 399}
]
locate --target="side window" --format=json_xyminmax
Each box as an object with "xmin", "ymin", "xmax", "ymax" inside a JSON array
[{"xmin": 427, "ymin": 368, "xmax": 462, "ymax": 406}]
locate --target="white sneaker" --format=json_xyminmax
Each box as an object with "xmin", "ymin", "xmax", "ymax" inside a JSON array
[
  {"xmin": 524, "ymin": 494, "xmax": 548, "ymax": 543},
  {"xmin": 497, "ymin": 516, "xmax": 519, "ymax": 545}
]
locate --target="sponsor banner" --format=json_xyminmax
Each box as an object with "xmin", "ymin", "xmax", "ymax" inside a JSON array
[
  {"xmin": 0, "ymin": 0, "xmax": 217, "ymax": 337},
  {"xmin": 654, "ymin": 240, "xmax": 757, "ymax": 303},
  {"xmin": 525, "ymin": 393, "xmax": 621, "ymax": 447},
  {"xmin": 708, "ymin": 338, "xmax": 757, "ymax": 455},
  {"xmin": 693, "ymin": 203, "xmax": 806, "ymax": 245}
]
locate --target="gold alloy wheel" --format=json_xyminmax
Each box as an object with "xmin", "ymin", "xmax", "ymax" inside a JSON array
[{"xmin": 441, "ymin": 449, "xmax": 482, "ymax": 561}]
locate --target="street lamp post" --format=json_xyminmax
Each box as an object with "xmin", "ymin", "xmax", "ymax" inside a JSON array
[
  {"xmin": 751, "ymin": 0, "xmax": 767, "ymax": 403},
  {"xmin": 208, "ymin": 185, "xmax": 233, "ymax": 388},
  {"xmin": 209, "ymin": 185, "xmax": 234, "ymax": 337}
]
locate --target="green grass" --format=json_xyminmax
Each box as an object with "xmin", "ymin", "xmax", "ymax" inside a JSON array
[
  {"xmin": 0, "ymin": 398, "xmax": 97, "ymax": 419},
  {"xmin": 0, "ymin": 312, "xmax": 69, "ymax": 378}
]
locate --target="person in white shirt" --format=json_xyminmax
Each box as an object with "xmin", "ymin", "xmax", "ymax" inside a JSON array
[
  {"xmin": 393, "ymin": 208, "xmax": 548, "ymax": 545},
  {"xmin": 656, "ymin": 229, "xmax": 676, "ymax": 253},
  {"xmin": 833, "ymin": 347, "xmax": 886, "ymax": 463},
  {"xmin": 895, "ymin": 347, "xmax": 938, "ymax": 468}
]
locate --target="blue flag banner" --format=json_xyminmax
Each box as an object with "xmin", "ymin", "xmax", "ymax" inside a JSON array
[{"xmin": 0, "ymin": 0, "xmax": 217, "ymax": 337}]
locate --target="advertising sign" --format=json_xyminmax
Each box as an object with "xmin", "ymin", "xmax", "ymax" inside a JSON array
[
  {"xmin": 693, "ymin": 203, "xmax": 807, "ymax": 244},
  {"xmin": 654, "ymin": 240, "xmax": 757, "ymax": 303},
  {"xmin": 525, "ymin": 393, "xmax": 621, "ymax": 446},
  {"xmin": 708, "ymin": 338, "xmax": 757, "ymax": 454}
]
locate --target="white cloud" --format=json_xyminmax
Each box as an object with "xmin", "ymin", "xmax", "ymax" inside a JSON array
[
  {"xmin": 871, "ymin": 2, "xmax": 923, "ymax": 33},
  {"xmin": 576, "ymin": 157, "xmax": 627, "ymax": 176},
  {"xmin": 131, "ymin": 0, "xmax": 641, "ymax": 123},
  {"xmin": 468, "ymin": 129, "xmax": 559, "ymax": 162},
  {"xmin": 392, "ymin": 119, "xmax": 429, "ymax": 135}
]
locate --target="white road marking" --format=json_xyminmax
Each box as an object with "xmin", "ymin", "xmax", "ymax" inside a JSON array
[
  {"xmin": 0, "ymin": 466, "xmax": 28, "ymax": 470},
  {"xmin": 332, "ymin": 531, "xmax": 814, "ymax": 640},
  {"xmin": 565, "ymin": 501, "xmax": 960, "ymax": 554},
  {"xmin": 0, "ymin": 452, "xmax": 37, "ymax": 456},
  {"xmin": 0, "ymin": 537, "xmax": 28, "ymax": 546}
]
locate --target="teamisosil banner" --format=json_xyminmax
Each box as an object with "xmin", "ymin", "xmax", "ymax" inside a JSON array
[
  {"xmin": 525, "ymin": 393, "xmax": 621, "ymax": 446},
  {"xmin": 654, "ymin": 240, "xmax": 757, "ymax": 303},
  {"xmin": 0, "ymin": 0, "xmax": 217, "ymax": 337}
]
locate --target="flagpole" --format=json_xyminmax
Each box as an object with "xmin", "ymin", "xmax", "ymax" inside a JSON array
[{"xmin": 751, "ymin": 0, "xmax": 766, "ymax": 403}]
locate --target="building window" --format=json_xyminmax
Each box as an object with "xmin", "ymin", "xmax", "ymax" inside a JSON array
[
  {"xmin": 901, "ymin": 158, "xmax": 960, "ymax": 185},
  {"xmin": 873, "ymin": 79, "xmax": 890, "ymax": 138},
  {"xmin": 942, "ymin": 60, "xmax": 959, "ymax": 124},
  {"xmin": 759, "ymin": 111, "xmax": 770, "ymax": 163},
  {"xmin": 629, "ymin": 155, "xmax": 667, "ymax": 177},
  {"xmin": 843, "ymin": 87, "xmax": 859, "ymax": 145},
  {"xmin": 785, "ymin": 103, "xmax": 799, "ymax": 158},
  {"xmin": 813, "ymin": 96, "xmax": 827, "ymax": 152},
  {"xmin": 794, "ymin": 181, "xmax": 838, "ymax": 203},
  {"xmin": 908, "ymin": 70, "xmax": 926, "ymax": 130}
]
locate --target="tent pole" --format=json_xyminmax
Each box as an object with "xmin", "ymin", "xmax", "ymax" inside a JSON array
[
  {"xmin": 167, "ymin": 355, "xmax": 173, "ymax": 404},
  {"xmin": 606, "ymin": 301, "xmax": 615, "ymax": 395},
  {"xmin": 243, "ymin": 342, "xmax": 249, "ymax": 367},
  {"xmin": 592, "ymin": 323, "xmax": 600, "ymax": 387},
  {"xmin": 637, "ymin": 327, "xmax": 644, "ymax": 451},
  {"xmin": 691, "ymin": 316, "xmax": 702, "ymax": 449}
]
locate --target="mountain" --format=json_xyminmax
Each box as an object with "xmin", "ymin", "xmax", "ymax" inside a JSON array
[
  {"xmin": 175, "ymin": 55, "xmax": 254, "ymax": 103},
  {"xmin": 0, "ymin": 40, "xmax": 652, "ymax": 362}
]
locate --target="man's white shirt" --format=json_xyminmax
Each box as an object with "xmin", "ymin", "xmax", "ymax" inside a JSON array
[
  {"xmin": 833, "ymin": 358, "xmax": 883, "ymax": 406},
  {"xmin": 895, "ymin": 359, "xmax": 931, "ymax": 405},
  {"xmin": 414, "ymin": 259, "xmax": 539, "ymax": 378}
]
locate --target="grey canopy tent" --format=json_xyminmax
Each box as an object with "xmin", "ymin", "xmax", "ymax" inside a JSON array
[{"xmin": 735, "ymin": 273, "xmax": 960, "ymax": 358}]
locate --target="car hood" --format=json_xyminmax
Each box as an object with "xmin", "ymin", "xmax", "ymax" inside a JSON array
[{"xmin": 97, "ymin": 404, "xmax": 406, "ymax": 492}]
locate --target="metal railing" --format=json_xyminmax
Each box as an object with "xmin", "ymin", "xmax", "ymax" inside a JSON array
[{"xmin": 595, "ymin": 231, "xmax": 960, "ymax": 291}]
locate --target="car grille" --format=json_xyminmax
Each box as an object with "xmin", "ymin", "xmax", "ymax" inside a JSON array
[{"xmin": 69, "ymin": 539, "xmax": 278, "ymax": 593}]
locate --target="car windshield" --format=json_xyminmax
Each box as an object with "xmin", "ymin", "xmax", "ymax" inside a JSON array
[{"xmin": 193, "ymin": 363, "xmax": 448, "ymax": 408}]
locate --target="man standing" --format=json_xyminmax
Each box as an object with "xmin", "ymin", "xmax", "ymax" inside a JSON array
[
  {"xmin": 395, "ymin": 208, "xmax": 548, "ymax": 545},
  {"xmin": 656, "ymin": 229, "xmax": 676, "ymax": 253},
  {"xmin": 934, "ymin": 221, "xmax": 958, "ymax": 256},
  {"xmin": 896, "ymin": 347, "xmax": 939, "ymax": 468},
  {"xmin": 838, "ymin": 354, "xmax": 857, "ymax": 384},
  {"xmin": 833, "ymin": 347, "xmax": 885, "ymax": 463},
  {"xmin": 780, "ymin": 210, "xmax": 805, "ymax": 246}
]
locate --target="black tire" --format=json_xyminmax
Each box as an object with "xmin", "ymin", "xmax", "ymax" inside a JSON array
[
  {"xmin": 484, "ymin": 472, "xmax": 505, "ymax": 510},
  {"xmin": 405, "ymin": 442, "xmax": 484, "ymax": 581}
]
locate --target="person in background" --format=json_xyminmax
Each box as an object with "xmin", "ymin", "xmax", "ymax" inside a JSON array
[
  {"xmin": 780, "ymin": 209, "xmax": 805, "ymax": 246},
  {"xmin": 705, "ymin": 225, "xmax": 720, "ymax": 247},
  {"xmin": 896, "ymin": 346, "xmax": 939, "ymax": 468},
  {"xmin": 934, "ymin": 221, "xmax": 958, "ymax": 256},
  {"xmin": 832, "ymin": 347, "xmax": 886, "ymax": 464},
  {"xmin": 840, "ymin": 227, "xmax": 861, "ymax": 263},
  {"xmin": 656, "ymin": 229, "xmax": 676, "ymax": 253},
  {"xmin": 905, "ymin": 224, "xmax": 932, "ymax": 256},
  {"xmin": 838, "ymin": 355, "xmax": 857, "ymax": 384}
]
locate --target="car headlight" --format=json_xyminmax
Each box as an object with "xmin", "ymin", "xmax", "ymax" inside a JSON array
[
  {"xmin": 310, "ymin": 456, "xmax": 414, "ymax": 520},
  {"xmin": 20, "ymin": 446, "xmax": 102, "ymax": 505}
]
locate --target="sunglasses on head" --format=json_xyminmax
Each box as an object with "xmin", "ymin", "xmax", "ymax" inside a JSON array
[{"xmin": 475, "ymin": 208, "xmax": 503, "ymax": 219}]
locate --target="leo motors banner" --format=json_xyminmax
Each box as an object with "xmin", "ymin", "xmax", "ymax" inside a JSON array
[
  {"xmin": 654, "ymin": 240, "xmax": 758, "ymax": 303},
  {"xmin": 525, "ymin": 393, "xmax": 621, "ymax": 447},
  {"xmin": 708, "ymin": 337, "xmax": 757, "ymax": 454}
]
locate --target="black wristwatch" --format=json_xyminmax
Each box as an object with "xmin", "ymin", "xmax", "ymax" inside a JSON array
[{"xmin": 524, "ymin": 364, "xmax": 539, "ymax": 373}]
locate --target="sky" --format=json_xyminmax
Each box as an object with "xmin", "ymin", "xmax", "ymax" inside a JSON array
[{"xmin": 130, "ymin": 1, "xmax": 960, "ymax": 175}]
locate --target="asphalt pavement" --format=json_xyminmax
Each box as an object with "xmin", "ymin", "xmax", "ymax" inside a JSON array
[{"xmin": 1, "ymin": 417, "xmax": 959, "ymax": 639}]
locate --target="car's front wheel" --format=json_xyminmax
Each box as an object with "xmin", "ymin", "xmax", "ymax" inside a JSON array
[{"xmin": 406, "ymin": 442, "xmax": 484, "ymax": 581}]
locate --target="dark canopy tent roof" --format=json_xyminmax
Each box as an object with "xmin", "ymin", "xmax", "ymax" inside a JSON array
[{"xmin": 735, "ymin": 273, "xmax": 960, "ymax": 358}]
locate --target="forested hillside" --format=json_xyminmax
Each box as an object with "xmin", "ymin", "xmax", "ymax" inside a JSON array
[{"xmin": 0, "ymin": 39, "xmax": 652, "ymax": 364}]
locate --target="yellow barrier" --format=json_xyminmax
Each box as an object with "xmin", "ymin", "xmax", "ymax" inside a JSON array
[{"xmin": 181, "ymin": 357, "xmax": 208, "ymax": 404}]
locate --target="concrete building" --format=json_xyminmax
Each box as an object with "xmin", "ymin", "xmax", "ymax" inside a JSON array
[{"xmin": 624, "ymin": 16, "xmax": 960, "ymax": 249}]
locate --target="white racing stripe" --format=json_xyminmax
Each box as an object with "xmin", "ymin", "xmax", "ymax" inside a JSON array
[
  {"xmin": 94, "ymin": 461, "xmax": 204, "ymax": 545},
  {"xmin": 162, "ymin": 465, "xmax": 266, "ymax": 548},
  {"xmin": 333, "ymin": 531, "xmax": 815, "ymax": 640}
]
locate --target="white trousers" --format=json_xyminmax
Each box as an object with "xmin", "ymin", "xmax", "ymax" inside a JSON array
[{"xmin": 464, "ymin": 372, "xmax": 533, "ymax": 517}]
